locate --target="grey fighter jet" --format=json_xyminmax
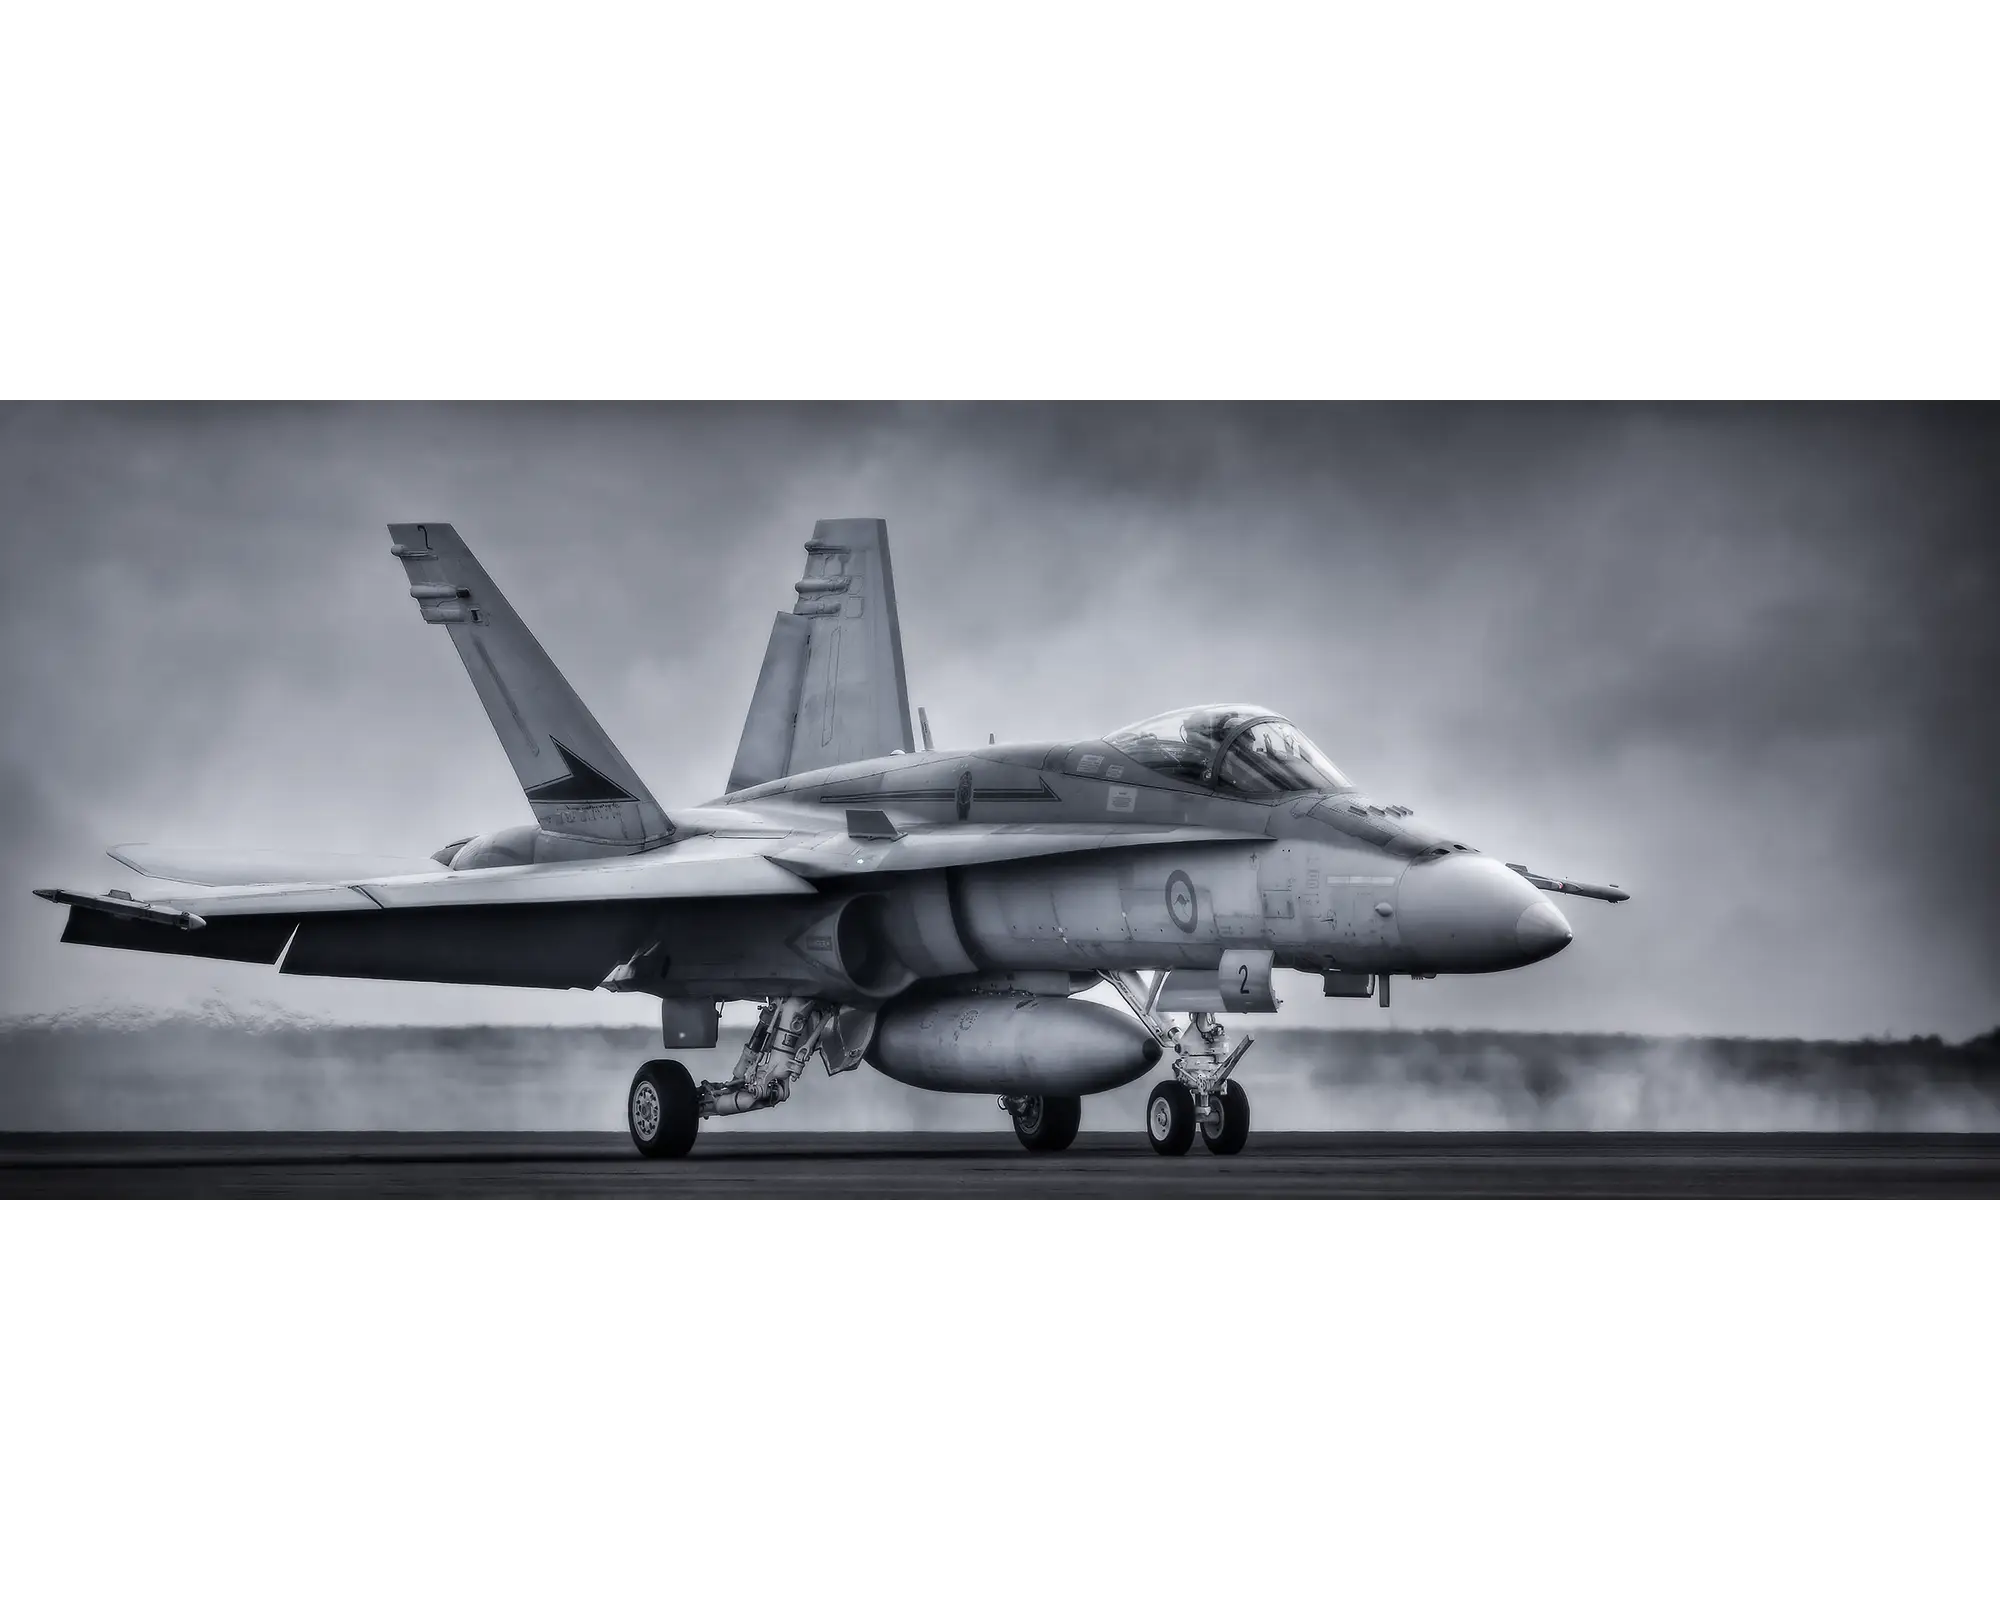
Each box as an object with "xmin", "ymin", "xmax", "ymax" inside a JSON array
[{"xmin": 36, "ymin": 520, "xmax": 1627, "ymax": 1157}]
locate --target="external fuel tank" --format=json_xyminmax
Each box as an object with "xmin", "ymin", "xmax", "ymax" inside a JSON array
[{"xmin": 866, "ymin": 992, "xmax": 1162, "ymax": 1095}]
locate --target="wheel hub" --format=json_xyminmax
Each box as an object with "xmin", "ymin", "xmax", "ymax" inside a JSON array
[
  {"xmin": 1149, "ymin": 1095, "xmax": 1173, "ymax": 1140},
  {"xmin": 632, "ymin": 1079, "xmax": 661, "ymax": 1141}
]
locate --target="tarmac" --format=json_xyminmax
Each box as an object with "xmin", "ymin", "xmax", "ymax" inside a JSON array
[{"xmin": 5, "ymin": 1131, "xmax": 2000, "ymax": 1197}]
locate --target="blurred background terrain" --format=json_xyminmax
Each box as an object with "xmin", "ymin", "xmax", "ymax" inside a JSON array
[{"xmin": 6, "ymin": 1015, "xmax": 1996, "ymax": 1134}]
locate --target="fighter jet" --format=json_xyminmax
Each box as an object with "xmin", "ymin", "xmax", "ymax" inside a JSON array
[{"xmin": 35, "ymin": 520, "xmax": 1627, "ymax": 1157}]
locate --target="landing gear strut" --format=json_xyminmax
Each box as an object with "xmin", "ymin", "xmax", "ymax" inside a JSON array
[
  {"xmin": 1101, "ymin": 972, "xmax": 1256, "ymax": 1158},
  {"xmin": 628, "ymin": 998, "xmax": 873, "ymax": 1158}
]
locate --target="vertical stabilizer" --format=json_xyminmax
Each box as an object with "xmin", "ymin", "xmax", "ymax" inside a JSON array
[
  {"xmin": 389, "ymin": 523, "xmax": 673, "ymax": 847},
  {"xmin": 727, "ymin": 518, "xmax": 914, "ymax": 791}
]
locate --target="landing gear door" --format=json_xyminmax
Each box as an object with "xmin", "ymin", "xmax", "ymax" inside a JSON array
[
  {"xmin": 1156, "ymin": 950, "xmax": 1277, "ymax": 1014},
  {"xmin": 1218, "ymin": 948, "xmax": 1277, "ymax": 1012}
]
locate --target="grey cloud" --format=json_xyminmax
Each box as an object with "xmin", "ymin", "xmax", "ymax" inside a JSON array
[{"xmin": 1, "ymin": 403, "xmax": 1994, "ymax": 1038}]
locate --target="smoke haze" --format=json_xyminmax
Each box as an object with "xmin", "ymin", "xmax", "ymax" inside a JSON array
[
  {"xmin": 5, "ymin": 1019, "xmax": 1997, "ymax": 1135},
  {"xmin": 2, "ymin": 403, "xmax": 1996, "ymax": 1039}
]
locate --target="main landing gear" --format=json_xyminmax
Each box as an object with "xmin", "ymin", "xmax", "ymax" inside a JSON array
[
  {"xmin": 1103, "ymin": 973, "xmax": 1256, "ymax": 1158},
  {"xmin": 1002, "ymin": 1093, "xmax": 1082, "ymax": 1152},
  {"xmin": 628, "ymin": 998, "xmax": 874, "ymax": 1158},
  {"xmin": 629, "ymin": 1059, "xmax": 700, "ymax": 1158}
]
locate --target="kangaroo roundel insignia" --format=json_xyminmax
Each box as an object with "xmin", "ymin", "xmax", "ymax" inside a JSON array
[{"xmin": 1165, "ymin": 869, "xmax": 1198, "ymax": 933}]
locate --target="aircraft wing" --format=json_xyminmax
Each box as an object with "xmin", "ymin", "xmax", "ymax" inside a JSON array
[
  {"xmin": 39, "ymin": 823, "xmax": 1265, "ymax": 989},
  {"xmin": 767, "ymin": 823, "xmax": 1263, "ymax": 879},
  {"xmin": 142, "ymin": 842, "xmax": 813, "ymax": 916},
  {"xmin": 38, "ymin": 837, "xmax": 817, "ymax": 989}
]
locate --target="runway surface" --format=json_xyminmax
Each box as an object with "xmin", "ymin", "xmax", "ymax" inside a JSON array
[{"xmin": 5, "ymin": 1132, "xmax": 2000, "ymax": 1197}]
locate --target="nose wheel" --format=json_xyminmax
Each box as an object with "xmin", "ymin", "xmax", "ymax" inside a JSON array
[
  {"xmin": 1146, "ymin": 1080, "xmax": 1197, "ymax": 1155},
  {"xmin": 1146, "ymin": 1078, "xmax": 1252, "ymax": 1155},
  {"xmin": 1199, "ymin": 1080, "xmax": 1251, "ymax": 1155},
  {"xmin": 1095, "ymin": 980, "xmax": 1256, "ymax": 1158}
]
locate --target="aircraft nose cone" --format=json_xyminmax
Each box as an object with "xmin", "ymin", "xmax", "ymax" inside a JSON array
[
  {"xmin": 1396, "ymin": 854, "xmax": 1566, "ymax": 973},
  {"xmin": 1515, "ymin": 900, "xmax": 1572, "ymax": 960}
]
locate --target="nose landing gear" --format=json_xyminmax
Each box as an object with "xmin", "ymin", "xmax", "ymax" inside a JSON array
[
  {"xmin": 1145, "ymin": 1062, "xmax": 1252, "ymax": 1156},
  {"xmin": 1101, "ymin": 973, "xmax": 1257, "ymax": 1158},
  {"xmin": 1199, "ymin": 1079, "xmax": 1251, "ymax": 1156},
  {"xmin": 1146, "ymin": 1080, "xmax": 1195, "ymax": 1155}
]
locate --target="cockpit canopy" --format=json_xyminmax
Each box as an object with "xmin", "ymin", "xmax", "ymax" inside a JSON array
[{"xmin": 1104, "ymin": 705, "xmax": 1352, "ymax": 797}]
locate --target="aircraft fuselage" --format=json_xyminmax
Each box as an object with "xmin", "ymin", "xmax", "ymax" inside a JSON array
[{"xmin": 612, "ymin": 737, "xmax": 1576, "ymax": 1001}]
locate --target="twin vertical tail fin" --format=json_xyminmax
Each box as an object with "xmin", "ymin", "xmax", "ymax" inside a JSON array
[
  {"xmin": 389, "ymin": 523, "xmax": 673, "ymax": 848},
  {"xmin": 728, "ymin": 518, "xmax": 914, "ymax": 792}
]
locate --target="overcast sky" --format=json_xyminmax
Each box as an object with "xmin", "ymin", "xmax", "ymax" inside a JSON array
[{"xmin": 2, "ymin": 403, "xmax": 1994, "ymax": 1038}]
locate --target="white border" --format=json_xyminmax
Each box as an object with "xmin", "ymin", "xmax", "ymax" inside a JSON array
[
  {"xmin": 5, "ymin": 1202, "xmax": 1997, "ymax": 1598},
  {"xmin": 5, "ymin": 6, "xmax": 1997, "ymax": 1593},
  {"xmin": 4, "ymin": 3, "xmax": 1995, "ymax": 398}
]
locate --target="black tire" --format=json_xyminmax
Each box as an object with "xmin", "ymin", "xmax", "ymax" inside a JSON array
[
  {"xmin": 629, "ymin": 1059, "xmax": 699, "ymax": 1158},
  {"xmin": 1013, "ymin": 1093, "xmax": 1082, "ymax": 1153},
  {"xmin": 1146, "ymin": 1080, "xmax": 1196, "ymax": 1156},
  {"xmin": 1200, "ymin": 1080, "xmax": 1251, "ymax": 1156}
]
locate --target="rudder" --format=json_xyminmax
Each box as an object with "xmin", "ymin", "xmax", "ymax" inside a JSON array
[{"xmin": 727, "ymin": 518, "xmax": 913, "ymax": 791}]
